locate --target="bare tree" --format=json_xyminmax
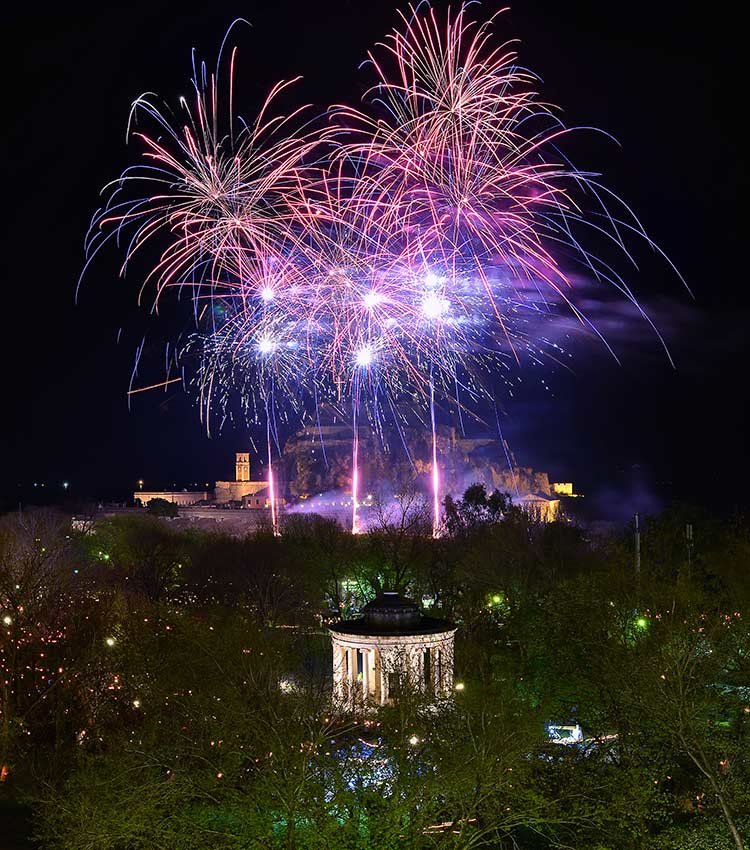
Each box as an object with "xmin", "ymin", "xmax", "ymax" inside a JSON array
[{"xmin": 367, "ymin": 489, "xmax": 432, "ymax": 593}]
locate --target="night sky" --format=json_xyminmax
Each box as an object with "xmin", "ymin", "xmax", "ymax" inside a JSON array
[{"xmin": 2, "ymin": 1, "xmax": 746, "ymax": 518}]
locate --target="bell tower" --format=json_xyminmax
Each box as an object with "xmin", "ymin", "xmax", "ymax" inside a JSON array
[{"xmin": 235, "ymin": 452, "xmax": 250, "ymax": 482}]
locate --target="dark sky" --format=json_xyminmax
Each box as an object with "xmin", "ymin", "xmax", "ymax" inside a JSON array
[{"xmin": 2, "ymin": 1, "xmax": 746, "ymax": 517}]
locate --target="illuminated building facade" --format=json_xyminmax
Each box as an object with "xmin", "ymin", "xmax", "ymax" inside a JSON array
[
  {"xmin": 132, "ymin": 490, "xmax": 212, "ymax": 507},
  {"xmin": 214, "ymin": 452, "xmax": 269, "ymax": 504},
  {"xmin": 329, "ymin": 592, "xmax": 456, "ymax": 709},
  {"xmin": 517, "ymin": 492, "xmax": 561, "ymax": 522},
  {"xmin": 134, "ymin": 452, "xmax": 268, "ymax": 507}
]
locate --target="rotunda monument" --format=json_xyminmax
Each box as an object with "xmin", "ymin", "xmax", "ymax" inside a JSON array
[{"xmin": 329, "ymin": 592, "xmax": 456, "ymax": 707}]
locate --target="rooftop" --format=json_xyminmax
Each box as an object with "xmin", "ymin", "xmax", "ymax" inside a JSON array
[{"xmin": 329, "ymin": 591, "xmax": 455, "ymax": 636}]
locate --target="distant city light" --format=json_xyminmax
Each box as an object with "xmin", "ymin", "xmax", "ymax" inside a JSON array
[
  {"xmin": 2, "ymin": 616, "xmax": 12, "ymax": 626},
  {"xmin": 105, "ymin": 637, "xmax": 116, "ymax": 647},
  {"xmin": 408, "ymin": 735, "xmax": 419, "ymax": 746},
  {"xmin": 455, "ymin": 682, "xmax": 465, "ymax": 691}
]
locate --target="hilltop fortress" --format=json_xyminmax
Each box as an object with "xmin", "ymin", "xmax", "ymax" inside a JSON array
[{"xmin": 134, "ymin": 428, "xmax": 579, "ymax": 522}]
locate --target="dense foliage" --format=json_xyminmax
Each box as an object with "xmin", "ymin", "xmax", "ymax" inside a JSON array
[{"xmin": 0, "ymin": 494, "xmax": 748, "ymax": 849}]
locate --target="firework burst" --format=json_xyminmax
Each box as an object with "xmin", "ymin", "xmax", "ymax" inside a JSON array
[{"xmin": 85, "ymin": 5, "xmax": 682, "ymax": 536}]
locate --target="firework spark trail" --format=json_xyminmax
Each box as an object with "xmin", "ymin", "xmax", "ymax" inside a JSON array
[
  {"xmin": 351, "ymin": 374, "xmax": 362, "ymax": 535},
  {"xmin": 494, "ymin": 400, "xmax": 520, "ymax": 501},
  {"xmin": 429, "ymin": 368, "xmax": 440, "ymax": 538},
  {"xmin": 86, "ymin": 6, "xmax": 683, "ymax": 532},
  {"xmin": 266, "ymin": 408, "xmax": 278, "ymax": 536}
]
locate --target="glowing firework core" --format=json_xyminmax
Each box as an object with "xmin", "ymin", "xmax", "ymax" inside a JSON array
[
  {"xmin": 363, "ymin": 291, "xmax": 384, "ymax": 309},
  {"xmin": 421, "ymin": 293, "xmax": 450, "ymax": 320},
  {"xmin": 355, "ymin": 346, "xmax": 374, "ymax": 368}
]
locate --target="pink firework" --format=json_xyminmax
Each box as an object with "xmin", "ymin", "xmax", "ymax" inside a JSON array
[{"xmin": 86, "ymin": 7, "xmax": 682, "ymax": 535}]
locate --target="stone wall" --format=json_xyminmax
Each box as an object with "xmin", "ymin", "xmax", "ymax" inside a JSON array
[{"xmin": 214, "ymin": 480, "xmax": 269, "ymax": 504}]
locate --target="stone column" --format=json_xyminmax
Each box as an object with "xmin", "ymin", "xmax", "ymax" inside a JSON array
[
  {"xmin": 408, "ymin": 644, "xmax": 424, "ymax": 691},
  {"xmin": 373, "ymin": 648, "xmax": 382, "ymax": 704},
  {"xmin": 379, "ymin": 647, "xmax": 389, "ymax": 705},
  {"xmin": 442, "ymin": 640, "xmax": 454, "ymax": 693},
  {"xmin": 332, "ymin": 641, "xmax": 345, "ymax": 703},
  {"xmin": 348, "ymin": 647, "xmax": 357, "ymax": 705},
  {"xmin": 343, "ymin": 646, "xmax": 349, "ymax": 703},
  {"xmin": 344, "ymin": 643, "xmax": 350, "ymax": 700},
  {"xmin": 362, "ymin": 648, "xmax": 370, "ymax": 703}
]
